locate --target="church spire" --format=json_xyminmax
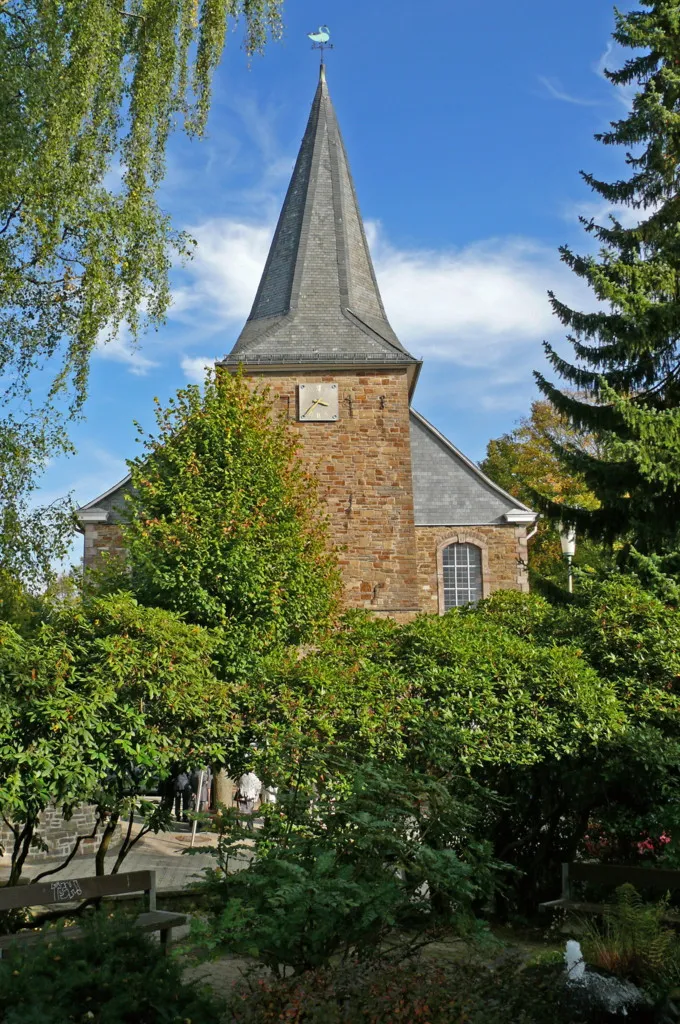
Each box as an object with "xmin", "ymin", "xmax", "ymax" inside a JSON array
[{"xmin": 221, "ymin": 71, "xmax": 418, "ymax": 374}]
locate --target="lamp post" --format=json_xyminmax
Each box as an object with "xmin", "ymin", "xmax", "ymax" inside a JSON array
[{"xmin": 559, "ymin": 523, "xmax": 577, "ymax": 594}]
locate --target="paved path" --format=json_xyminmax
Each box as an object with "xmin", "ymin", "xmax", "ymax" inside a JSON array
[{"xmin": 0, "ymin": 824, "xmax": 252, "ymax": 893}]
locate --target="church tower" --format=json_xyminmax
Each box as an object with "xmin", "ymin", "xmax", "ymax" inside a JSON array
[
  {"xmin": 77, "ymin": 69, "xmax": 537, "ymax": 616},
  {"xmin": 218, "ymin": 66, "xmax": 422, "ymax": 617}
]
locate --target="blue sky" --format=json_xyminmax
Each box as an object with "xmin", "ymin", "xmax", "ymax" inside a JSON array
[{"xmin": 41, "ymin": 0, "xmax": 639, "ymax": 559}]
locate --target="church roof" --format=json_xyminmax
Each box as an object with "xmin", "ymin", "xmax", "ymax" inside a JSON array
[
  {"xmin": 219, "ymin": 67, "xmax": 419, "ymax": 378},
  {"xmin": 409, "ymin": 410, "xmax": 536, "ymax": 527},
  {"xmin": 77, "ymin": 414, "xmax": 537, "ymax": 531}
]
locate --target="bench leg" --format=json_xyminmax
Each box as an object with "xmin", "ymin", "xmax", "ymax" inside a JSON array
[{"xmin": 159, "ymin": 927, "xmax": 172, "ymax": 954}]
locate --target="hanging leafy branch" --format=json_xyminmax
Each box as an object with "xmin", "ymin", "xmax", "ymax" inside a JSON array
[
  {"xmin": 0, "ymin": 0, "xmax": 282, "ymax": 587},
  {"xmin": 0, "ymin": 0, "xmax": 281, "ymax": 409}
]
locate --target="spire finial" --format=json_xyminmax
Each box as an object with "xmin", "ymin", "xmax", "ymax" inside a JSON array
[{"xmin": 308, "ymin": 25, "xmax": 333, "ymax": 76}]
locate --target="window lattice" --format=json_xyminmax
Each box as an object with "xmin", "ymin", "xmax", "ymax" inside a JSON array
[{"xmin": 442, "ymin": 543, "xmax": 482, "ymax": 610}]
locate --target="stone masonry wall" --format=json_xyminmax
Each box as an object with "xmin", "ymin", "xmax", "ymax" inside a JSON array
[
  {"xmin": 415, "ymin": 524, "xmax": 530, "ymax": 615},
  {"xmin": 244, "ymin": 367, "xmax": 420, "ymax": 615},
  {"xmin": 82, "ymin": 522, "xmax": 126, "ymax": 569},
  {"xmin": 0, "ymin": 804, "xmax": 120, "ymax": 863}
]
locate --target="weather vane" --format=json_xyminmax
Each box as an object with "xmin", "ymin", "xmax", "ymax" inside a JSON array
[{"xmin": 307, "ymin": 25, "xmax": 333, "ymax": 67}]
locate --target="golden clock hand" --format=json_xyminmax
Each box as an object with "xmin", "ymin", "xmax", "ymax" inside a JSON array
[{"xmin": 304, "ymin": 398, "xmax": 329, "ymax": 415}]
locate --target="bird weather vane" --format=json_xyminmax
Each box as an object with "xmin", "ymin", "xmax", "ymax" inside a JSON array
[{"xmin": 308, "ymin": 25, "xmax": 333, "ymax": 66}]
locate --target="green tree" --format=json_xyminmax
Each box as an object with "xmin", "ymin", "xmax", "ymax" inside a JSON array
[
  {"xmin": 535, "ymin": 1, "xmax": 680, "ymax": 555},
  {"xmin": 0, "ymin": 413, "xmax": 75, "ymax": 594},
  {"xmin": 467, "ymin": 581, "xmax": 680, "ymax": 912},
  {"xmin": 0, "ymin": 592, "xmax": 235, "ymax": 886},
  {"xmin": 114, "ymin": 369, "xmax": 341, "ymax": 671},
  {"xmin": 233, "ymin": 601, "xmax": 625, "ymax": 912},
  {"xmin": 481, "ymin": 399, "xmax": 606, "ymax": 582},
  {"xmin": 0, "ymin": 0, "xmax": 281, "ymax": 584}
]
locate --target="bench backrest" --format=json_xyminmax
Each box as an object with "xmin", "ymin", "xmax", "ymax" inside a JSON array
[
  {"xmin": 565, "ymin": 862, "xmax": 680, "ymax": 897},
  {"xmin": 0, "ymin": 870, "xmax": 157, "ymax": 912}
]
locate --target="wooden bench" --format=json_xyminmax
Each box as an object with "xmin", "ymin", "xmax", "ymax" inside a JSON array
[
  {"xmin": 539, "ymin": 862, "xmax": 680, "ymax": 919},
  {"xmin": 0, "ymin": 869, "xmax": 186, "ymax": 957}
]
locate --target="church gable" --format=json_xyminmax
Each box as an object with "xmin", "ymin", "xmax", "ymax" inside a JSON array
[
  {"xmin": 78, "ymin": 476, "xmax": 131, "ymax": 524},
  {"xmin": 76, "ymin": 476, "xmax": 131, "ymax": 567},
  {"xmin": 410, "ymin": 411, "xmax": 531, "ymax": 527}
]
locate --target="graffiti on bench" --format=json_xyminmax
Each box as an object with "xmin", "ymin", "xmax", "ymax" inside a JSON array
[{"xmin": 49, "ymin": 879, "xmax": 83, "ymax": 902}]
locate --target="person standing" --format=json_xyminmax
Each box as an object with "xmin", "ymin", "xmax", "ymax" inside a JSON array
[
  {"xmin": 173, "ymin": 769, "xmax": 192, "ymax": 823},
  {"xmin": 235, "ymin": 771, "xmax": 261, "ymax": 830}
]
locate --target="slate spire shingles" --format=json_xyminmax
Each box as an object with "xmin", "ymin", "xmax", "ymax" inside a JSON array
[{"xmin": 220, "ymin": 67, "xmax": 418, "ymax": 369}]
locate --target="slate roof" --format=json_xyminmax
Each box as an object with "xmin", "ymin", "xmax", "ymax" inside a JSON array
[
  {"xmin": 78, "ymin": 71, "xmax": 535, "ymax": 533},
  {"xmin": 409, "ymin": 410, "xmax": 536, "ymax": 527},
  {"xmin": 77, "ymin": 417, "xmax": 536, "ymax": 531},
  {"xmin": 219, "ymin": 67, "xmax": 419, "ymax": 375},
  {"xmin": 76, "ymin": 475, "xmax": 132, "ymax": 526}
]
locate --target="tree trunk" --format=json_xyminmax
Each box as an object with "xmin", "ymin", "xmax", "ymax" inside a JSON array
[
  {"xmin": 95, "ymin": 812, "xmax": 120, "ymax": 876},
  {"xmin": 213, "ymin": 769, "xmax": 233, "ymax": 809},
  {"xmin": 8, "ymin": 820, "xmax": 35, "ymax": 887}
]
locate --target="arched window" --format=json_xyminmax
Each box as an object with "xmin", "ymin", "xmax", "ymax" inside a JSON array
[{"xmin": 442, "ymin": 542, "xmax": 482, "ymax": 610}]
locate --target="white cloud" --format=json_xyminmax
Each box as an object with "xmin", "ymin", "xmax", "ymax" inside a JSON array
[
  {"xmin": 95, "ymin": 323, "xmax": 158, "ymax": 375},
  {"xmin": 562, "ymin": 196, "xmax": 663, "ymax": 231},
  {"xmin": 594, "ymin": 40, "xmax": 638, "ymax": 110},
  {"xmin": 538, "ymin": 76, "xmax": 600, "ymax": 107},
  {"xmin": 369, "ymin": 226, "xmax": 593, "ymax": 366},
  {"xmin": 180, "ymin": 354, "xmax": 216, "ymax": 382},
  {"xmin": 172, "ymin": 220, "xmax": 273, "ymax": 325},
  {"xmin": 170, "ymin": 216, "xmax": 594, "ymax": 374}
]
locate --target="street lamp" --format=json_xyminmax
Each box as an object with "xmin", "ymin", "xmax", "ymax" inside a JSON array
[{"xmin": 558, "ymin": 523, "xmax": 577, "ymax": 594}]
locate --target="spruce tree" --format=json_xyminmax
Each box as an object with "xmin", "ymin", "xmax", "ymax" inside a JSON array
[{"xmin": 536, "ymin": 1, "xmax": 680, "ymax": 554}]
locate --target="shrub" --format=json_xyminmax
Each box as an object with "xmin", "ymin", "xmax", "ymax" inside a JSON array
[
  {"xmin": 0, "ymin": 592, "xmax": 234, "ymax": 886},
  {"xmin": 0, "ymin": 911, "xmax": 224, "ymax": 1024},
  {"xmin": 189, "ymin": 764, "xmax": 504, "ymax": 975},
  {"xmin": 222, "ymin": 957, "xmax": 574, "ymax": 1024},
  {"xmin": 395, "ymin": 605, "xmax": 622, "ymax": 770}
]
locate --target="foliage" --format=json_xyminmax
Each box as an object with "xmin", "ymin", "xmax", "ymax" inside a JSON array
[
  {"xmin": 231, "ymin": 629, "xmax": 408, "ymax": 786},
  {"xmin": 535, "ymin": 1, "xmax": 680, "ymax": 554},
  {"xmin": 0, "ymin": 592, "xmax": 234, "ymax": 886},
  {"xmin": 189, "ymin": 764, "xmax": 503, "ymax": 975},
  {"xmin": 0, "ymin": 572, "xmax": 51, "ymax": 630},
  {"xmin": 0, "ymin": 0, "xmax": 282, "ymax": 583},
  {"xmin": 562, "ymin": 572, "xmax": 680, "ymax": 695},
  {"xmin": 222, "ymin": 956, "xmax": 574, "ymax": 1024},
  {"xmin": 221, "ymin": 598, "xmax": 624, "ymax": 822},
  {"xmin": 461, "ymin": 581, "xmax": 680, "ymax": 910},
  {"xmin": 394, "ymin": 607, "xmax": 622, "ymax": 771},
  {"xmin": 560, "ymin": 573, "xmax": 680, "ymax": 866},
  {"xmin": 109, "ymin": 369, "xmax": 340, "ymax": 672},
  {"xmin": 212, "ymin": 594, "xmax": 630, "ymax": 918},
  {"xmin": 0, "ymin": 414, "xmax": 75, "ymax": 591},
  {"xmin": 0, "ymin": 910, "xmax": 224, "ymax": 1023},
  {"xmin": 480, "ymin": 399, "xmax": 611, "ymax": 583},
  {"xmin": 581, "ymin": 884, "xmax": 680, "ymax": 996}
]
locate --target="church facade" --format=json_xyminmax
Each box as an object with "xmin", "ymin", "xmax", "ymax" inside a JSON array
[{"xmin": 77, "ymin": 68, "xmax": 536, "ymax": 619}]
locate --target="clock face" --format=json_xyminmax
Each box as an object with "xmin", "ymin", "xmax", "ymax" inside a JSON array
[{"xmin": 298, "ymin": 383, "xmax": 339, "ymax": 422}]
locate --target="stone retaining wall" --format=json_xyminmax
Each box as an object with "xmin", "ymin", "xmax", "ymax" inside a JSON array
[{"xmin": 0, "ymin": 804, "xmax": 119, "ymax": 863}]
